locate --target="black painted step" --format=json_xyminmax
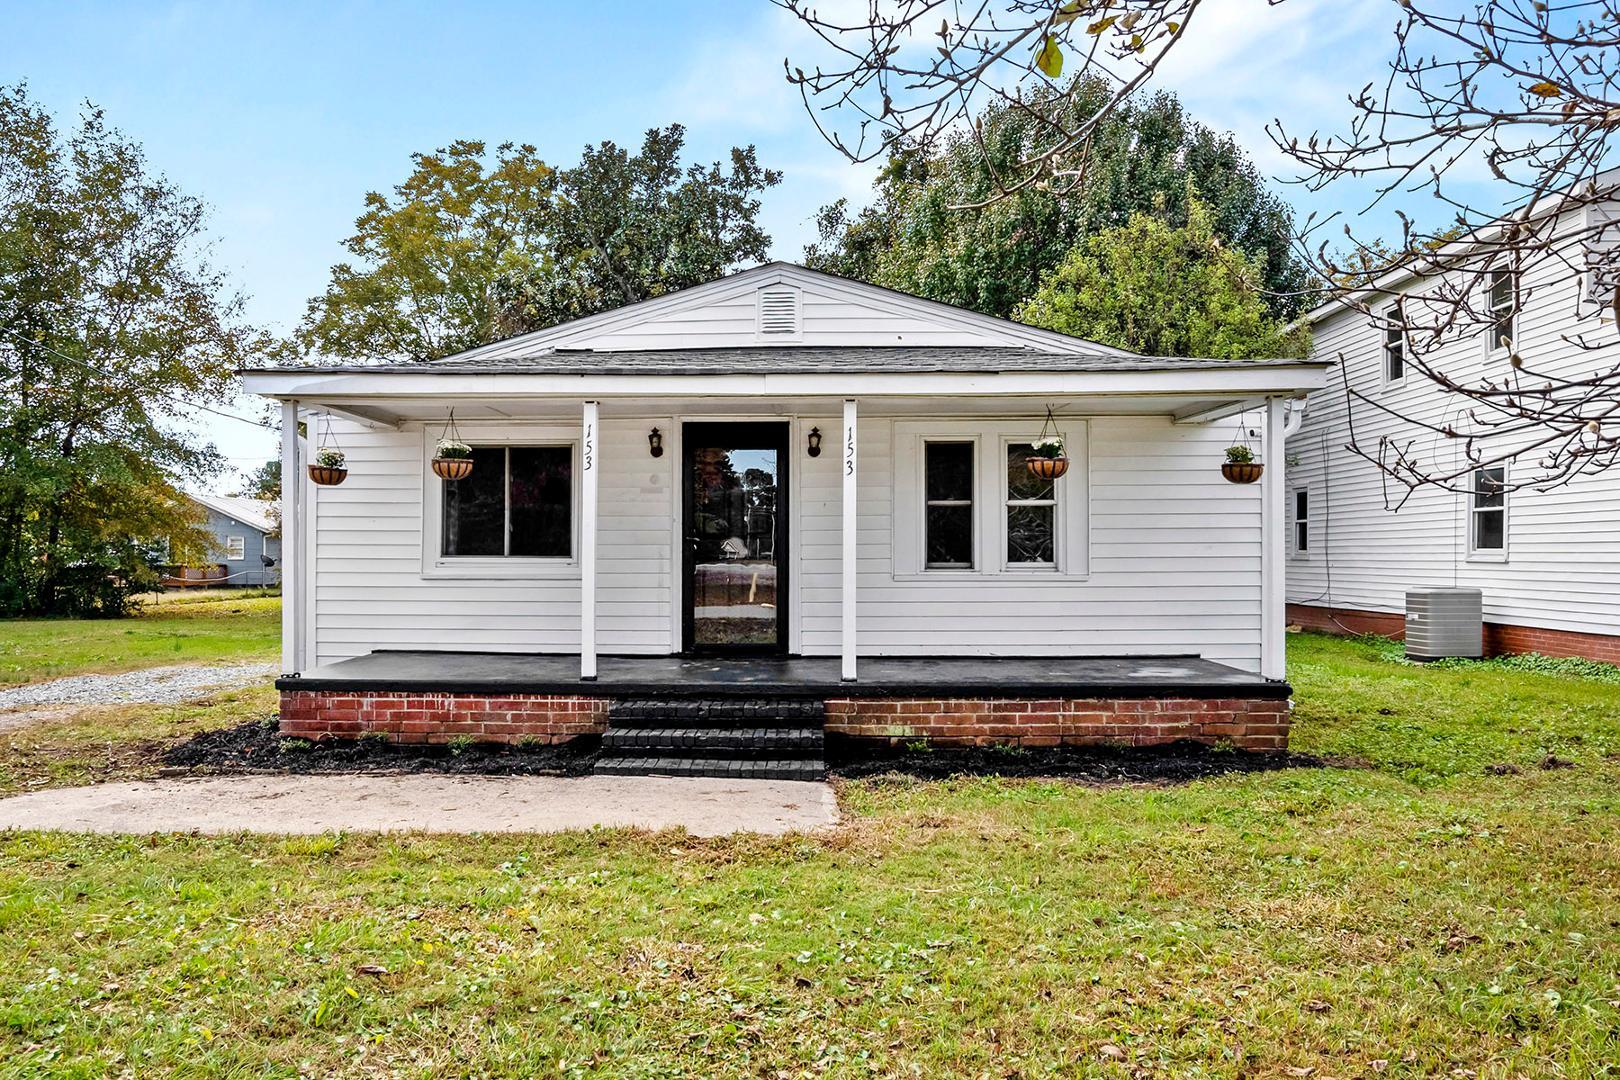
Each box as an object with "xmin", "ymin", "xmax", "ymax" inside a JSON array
[
  {"xmin": 603, "ymin": 726, "xmax": 823, "ymax": 755},
  {"xmin": 594, "ymin": 756, "xmax": 826, "ymax": 781},
  {"xmin": 607, "ymin": 697, "xmax": 825, "ymax": 728}
]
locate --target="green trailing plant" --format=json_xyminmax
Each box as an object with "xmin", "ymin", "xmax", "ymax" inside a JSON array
[{"xmin": 1225, "ymin": 445, "xmax": 1255, "ymax": 465}]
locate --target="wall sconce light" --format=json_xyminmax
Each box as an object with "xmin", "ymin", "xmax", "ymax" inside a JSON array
[
  {"xmin": 807, "ymin": 427, "xmax": 822, "ymax": 457},
  {"xmin": 648, "ymin": 427, "xmax": 664, "ymax": 458}
]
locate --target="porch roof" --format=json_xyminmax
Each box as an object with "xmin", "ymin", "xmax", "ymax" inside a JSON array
[
  {"xmin": 277, "ymin": 651, "xmax": 1290, "ymax": 700},
  {"xmin": 245, "ymin": 346, "xmax": 1324, "ymax": 377}
]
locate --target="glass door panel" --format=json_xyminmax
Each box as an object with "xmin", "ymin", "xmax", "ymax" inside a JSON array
[{"xmin": 685, "ymin": 424, "xmax": 786, "ymax": 652}]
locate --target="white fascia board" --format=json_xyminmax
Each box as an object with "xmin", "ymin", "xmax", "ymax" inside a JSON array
[{"xmin": 241, "ymin": 365, "xmax": 1330, "ymax": 401}]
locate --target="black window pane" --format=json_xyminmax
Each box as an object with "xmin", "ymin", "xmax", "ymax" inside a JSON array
[
  {"xmin": 1006, "ymin": 444, "xmax": 1055, "ymax": 501},
  {"xmin": 925, "ymin": 442, "xmax": 973, "ymax": 501},
  {"xmin": 1475, "ymin": 510, "xmax": 1504, "ymax": 550},
  {"xmin": 1474, "ymin": 468, "xmax": 1505, "ymax": 509},
  {"xmin": 442, "ymin": 447, "xmax": 506, "ymax": 556},
  {"xmin": 926, "ymin": 505, "xmax": 973, "ymax": 567},
  {"xmin": 1007, "ymin": 505, "xmax": 1054, "ymax": 564},
  {"xmin": 509, "ymin": 446, "xmax": 572, "ymax": 557},
  {"xmin": 1295, "ymin": 490, "xmax": 1308, "ymax": 519}
]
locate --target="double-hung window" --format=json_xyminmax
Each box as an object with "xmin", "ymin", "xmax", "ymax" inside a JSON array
[
  {"xmin": 442, "ymin": 445, "xmax": 572, "ymax": 558},
  {"xmin": 1383, "ymin": 300, "xmax": 1405, "ymax": 382},
  {"xmin": 1487, "ymin": 266, "xmax": 1517, "ymax": 353},
  {"xmin": 1293, "ymin": 490, "xmax": 1309, "ymax": 554},
  {"xmin": 923, "ymin": 441, "xmax": 974, "ymax": 568},
  {"xmin": 224, "ymin": 535, "xmax": 246, "ymax": 561},
  {"xmin": 1470, "ymin": 466, "xmax": 1506, "ymax": 555},
  {"xmin": 1005, "ymin": 444, "xmax": 1057, "ymax": 565}
]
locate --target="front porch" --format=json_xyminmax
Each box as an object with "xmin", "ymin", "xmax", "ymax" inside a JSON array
[{"xmin": 277, "ymin": 652, "xmax": 1294, "ymax": 778}]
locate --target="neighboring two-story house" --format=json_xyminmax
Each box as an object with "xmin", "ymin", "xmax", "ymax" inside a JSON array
[{"xmin": 1288, "ymin": 193, "xmax": 1620, "ymax": 661}]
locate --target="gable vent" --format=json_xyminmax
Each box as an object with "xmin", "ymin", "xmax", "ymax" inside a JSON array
[{"xmin": 757, "ymin": 286, "xmax": 802, "ymax": 339}]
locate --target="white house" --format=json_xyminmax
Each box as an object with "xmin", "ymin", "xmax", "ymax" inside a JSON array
[
  {"xmin": 1289, "ymin": 194, "xmax": 1620, "ymax": 661},
  {"xmin": 243, "ymin": 262, "xmax": 1326, "ymax": 778}
]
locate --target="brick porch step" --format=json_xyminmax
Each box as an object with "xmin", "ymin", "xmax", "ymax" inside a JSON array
[
  {"xmin": 606, "ymin": 697, "xmax": 824, "ymax": 728},
  {"xmin": 602, "ymin": 726, "xmax": 823, "ymax": 755},
  {"xmin": 593, "ymin": 756, "xmax": 826, "ymax": 782},
  {"xmin": 594, "ymin": 696, "xmax": 826, "ymax": 779}
]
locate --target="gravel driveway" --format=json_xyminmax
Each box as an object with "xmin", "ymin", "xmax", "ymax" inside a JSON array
[{"xmin": 0, "ymin": 660, "xmax": 277, "ymax": 732}]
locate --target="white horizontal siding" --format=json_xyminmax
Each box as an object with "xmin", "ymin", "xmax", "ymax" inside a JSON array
[
  {"xmin": 1290, "ymin": 214, "xmax": 1620, "ymax": 637},
  {"xmin": 310, "ymin": 407, "xmax": 1263, "ymax": 672}
]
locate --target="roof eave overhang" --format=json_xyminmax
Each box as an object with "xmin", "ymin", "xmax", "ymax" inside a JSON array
[{"xmin": 241, "ymin": 364, "xmax": 1332, "ymax": 402}]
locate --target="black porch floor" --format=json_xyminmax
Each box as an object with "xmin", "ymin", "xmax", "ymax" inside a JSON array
[{"xmin": 278, "ymin": 652, "xmax": 1289, "ymax": 700}]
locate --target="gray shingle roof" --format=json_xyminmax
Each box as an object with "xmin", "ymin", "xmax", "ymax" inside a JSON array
[{"xmin": 247, "ymin": 347, "xmax": 1322, "ymax": 377}]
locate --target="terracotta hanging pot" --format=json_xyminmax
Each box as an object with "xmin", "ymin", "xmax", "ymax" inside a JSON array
[
  {"xmin": 432, "ymin": 456, "xmax": 474, "ymax": 481},
  {"xmin": 308, "ymin": 463, "xmax": 348, "ymax": 486},
  {"xmin": 1027, "ymin": 455, "xmax": 1070, "ymax": 480},
  {"xmin": 1221, "ymin": 461, "xmax": 1264, "ymax": 484}
]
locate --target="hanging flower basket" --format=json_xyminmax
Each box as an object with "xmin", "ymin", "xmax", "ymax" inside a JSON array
[
  {"xmin": 432, "ymin": 437, "xmax": 474, "ymax": 480},
  {"xmin": 309, "ymin": 447, "xmax": 348, "ymax": 486},
  {"xmin": 1221, "ymin": 445, "xmax": 1263, "ymax": 484},
  {"xmin": 1027, "ymin": 414, "xmax": 1069, "ymax": 480}
]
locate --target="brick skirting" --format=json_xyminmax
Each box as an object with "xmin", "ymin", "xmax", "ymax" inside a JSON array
[
  {"xmin": 823, "ymin": 697, "xmax": 1291, "ymax": 752},
  {"xmin": 278, "ymin": 690, "xmax": 608, "ymax": 745},
  {"xmin": 1288, "ymin": 602, "xmax": 1620, "ymax": 664},
  {"xmin": 279, "ymin": 690, "xmax": 1292, "ymax": 751}
]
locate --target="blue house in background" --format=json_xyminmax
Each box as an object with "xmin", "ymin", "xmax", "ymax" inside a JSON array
[{"xmin": 167, "ymin": 493, "xmax": 281, "ymax": 587}]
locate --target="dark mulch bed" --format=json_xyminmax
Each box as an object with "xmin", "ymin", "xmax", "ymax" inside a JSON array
[
  {"xmin": 161, "ymin": 720, "xmax": 601, "ymax": 777},
  {"xmin": 826, "ymin": 740, "xmax": 1326, "ymax": 783}
]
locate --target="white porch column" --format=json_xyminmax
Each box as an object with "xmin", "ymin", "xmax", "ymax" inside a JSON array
[
  {"xmin": 580, "ymin": 400, "xmax": 599, "ymax": 680},
  {"xmin": 279, "ymin": 400, "xmax": 301, "ymax": 674},
  {"xmin": 1260, "ymin": 395, "xmax": 1286, "ymax": 680},
  {"xmin": 841, "ymin": 398, "xmax": 858, "ymax": 681}
]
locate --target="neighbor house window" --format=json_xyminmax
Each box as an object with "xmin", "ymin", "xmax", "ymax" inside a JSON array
[
  {"xmin": 442, "ymin": 445, "xmax": 572, "ymax": 558},
  {"xmin": 1383, "ymin": 301, "xmax": 1405, "ymax": 382},
  {"xmin": 1293, "ymin": 490, "xmax": 1309, "ymax": 553},
  {"xmin": 924, "ymin": 441, "xmax": 974, "ymax": 568},
  {"xmin": 1470, "ymin": 466, "xmax": 1506, "ymax": 554},
  {"xmin": 1005, "ymin": 444, "xmax": 1056, "ymax": 565},
  {"xmin": 225, "ymin": 535, "xmax": 245, "ymax": 560},
  {"xmin": 1487, "ymin": 267, "xmax": 1517, "ymax": 352}
]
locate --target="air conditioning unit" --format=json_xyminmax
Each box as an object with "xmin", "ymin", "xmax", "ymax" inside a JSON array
[{"xmin": 1405, "ymin": 588, "xmax": 1484, "ymax": 660}]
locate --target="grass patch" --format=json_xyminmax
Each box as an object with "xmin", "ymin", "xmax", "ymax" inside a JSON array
[
  {"xmin": 0, "ymin": 596, "xmax": 279, "ymax": 686},
  {"xmin": 0, "ymin": 633, "xmax": 1616, "ymax": 1076}
]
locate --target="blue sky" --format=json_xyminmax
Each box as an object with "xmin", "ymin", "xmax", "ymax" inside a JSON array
[{"xmin": 4, "ymin": 0, "xmax": 1400, "ymax": 491}]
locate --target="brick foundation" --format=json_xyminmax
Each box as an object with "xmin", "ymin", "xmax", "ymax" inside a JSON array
[
  {"xmin": 1288, "ymin": 602, "xmax": 1620, "ymax": 664},
  {"xmin": 281, "ymin": 691, "xmax": 1291, "ymax": 752},
  {"xmin": 278, "ymin": 690, "xmax": 608, "ymax": 745},
  {"xmin": 823, "ymin": 697, "xmax": 1291, "ymax": 752}
]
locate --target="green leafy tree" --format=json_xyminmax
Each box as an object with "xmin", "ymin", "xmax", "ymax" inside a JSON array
[
  {"xmin": 300, "ymin": 140, "xmax": 553, "ymax": 362},
  {"xmin": 804, "ymin": 78, "xmax": 1309, "ymax": 322},
  {"xmin": 0, "ymin": 85, "xmax": 260, "ymax": 615},
  {"xmin": 1014, "ymin": 194, "xmax": 1309, "ymax": 359},
  {"xmin": 496, "ymin": 126, "xmax": 780, "ymax": 334},
  {"xmin": 302, "ymin": 125, "xmax": 780, "ymax": 361}
]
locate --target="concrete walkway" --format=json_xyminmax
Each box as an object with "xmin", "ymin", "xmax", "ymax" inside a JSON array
[{"xmin": 0, "ymin": 774, "xmax": 839, "ymax": 837}]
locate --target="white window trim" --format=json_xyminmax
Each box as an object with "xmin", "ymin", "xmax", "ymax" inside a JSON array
[
  {"xmin": 1290, "ymin": 487, "xmax": 1310, "ymax": 559},
  {"xmin": 1467, "ymin": 465, "xmax": 1509, "ymax": 563},
  {"xmin": 418, "ymin": 424, "xmax": 581, "ymax": 580},
  {"xmin": 1485, "ymin": 264, "xmax": 1518, "ymax": 358},
  {"xmin": 892, "ymin": 419, "xmax": 1088, "ymax": 580},
  {"xmin": 224, "ymin": 535, "xmax": 246, "ymax": 561},
  {"xmin": 1381, "ymin": 300, "xmax": 1406, "ymax": 387}
]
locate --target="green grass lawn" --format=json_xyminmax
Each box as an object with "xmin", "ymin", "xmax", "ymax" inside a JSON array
[
  {"xmin": 0, "ymin": 594, "xmax": 280, "ymax": 686},
  {"xmin": 0, "ymin": 633, "xmax": 1617, "ymax": 1077}
]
